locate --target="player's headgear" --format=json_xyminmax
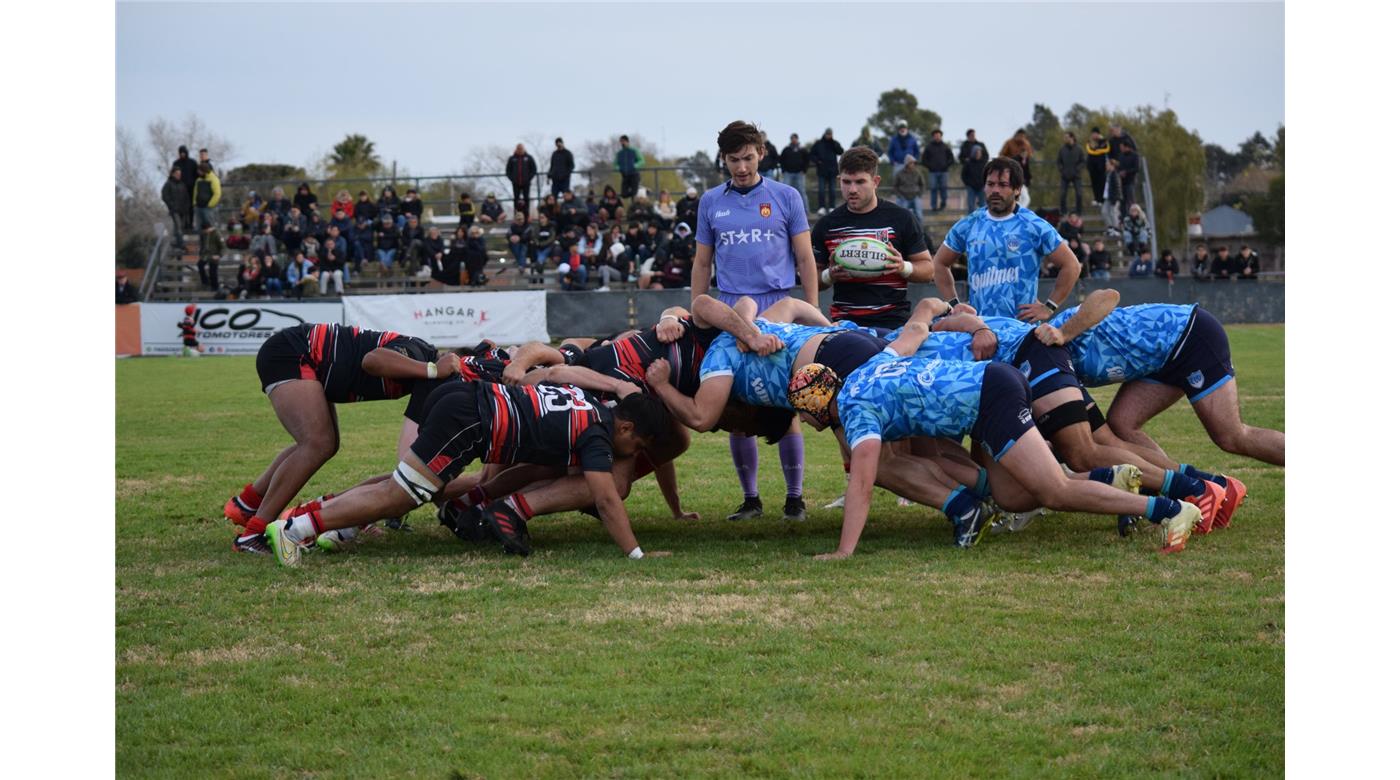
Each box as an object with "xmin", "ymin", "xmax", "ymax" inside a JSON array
[
  {"xmin": 788, "ymin": 363, "xmax": 841, "ymax": 427},
  {"xmin": 184, "ymin": 304, "xmax": 195, "ymax": 315}
]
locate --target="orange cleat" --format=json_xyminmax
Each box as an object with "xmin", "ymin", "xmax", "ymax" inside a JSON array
[
  {"xmin": 1214, "ymin": 476, "xmax": 1248, "ymax": 529},
  {"xmin": 1184, "ymin": 480, "xmax": 1226, "ymax": 534}
]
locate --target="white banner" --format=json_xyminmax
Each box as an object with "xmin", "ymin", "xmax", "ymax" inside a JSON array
[
  {"xmin": 340, "ymin": 291, "xmax": 548, "ymax": 347},
  {"xmin": 140, "ymin": 302, "xmax": 343, "ymax": 355}
]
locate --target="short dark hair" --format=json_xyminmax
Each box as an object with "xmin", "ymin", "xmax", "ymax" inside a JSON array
[
  {"xmin": 931, "ymin": 128, "xmax": 943, "ymax": 136},
  {"xmin": 555, "ymin": 137, "xmax": 563, "ymax": 144},
  {"xmin": 197, "ymin": 161, "xmax": 212, "ymax": 174},
  {"xmin": 717, "ymin": 121, "xmax": 764, "ymax": 156},
  {"xmin": 838, "ymin": 146, "xmax": 880, "ymax": 176},
  {"xmin": 1065, "ymin": 131, "xmax": 1078, "ymax": 142},
  {"xmin": 966, "ymin": 129, "xmax": 976, "ymax": 137},
  {"xmin": 983, "ymin": 156, "xmax": 1024, "ymax": 189},
  {"xmin": 198, "ymin": 147, "xmax": 208, "ymax": 154},
  {"xmin": 619, "ymin": 134, "xmax": 630, "ymax": 143},
  {"xmin": 614, "ymin": 393, "xmax": 672, "ymax": 444}
]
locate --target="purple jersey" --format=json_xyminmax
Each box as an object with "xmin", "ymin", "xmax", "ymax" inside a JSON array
[{"xmin": 696, "ymin": 178, "xmax": 810, "ymax": 295}]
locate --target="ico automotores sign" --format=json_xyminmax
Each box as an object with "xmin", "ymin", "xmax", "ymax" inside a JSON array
[{"xmin": 139, "ymin": 302, "xmax": 343, "ymax": 355}]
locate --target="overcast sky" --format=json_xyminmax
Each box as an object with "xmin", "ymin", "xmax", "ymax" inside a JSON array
[{"xmin": 116, "ymin": 1, "xmax": 1283, "ymax": 175}]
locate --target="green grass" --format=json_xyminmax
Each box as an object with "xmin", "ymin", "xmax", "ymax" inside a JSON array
[{"xmin": 116, "ymin": 326, "xmax": 1284, "ymax": 778}]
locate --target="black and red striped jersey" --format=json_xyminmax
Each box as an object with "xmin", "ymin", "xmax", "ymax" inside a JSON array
[
  {"xmin": 295, "ymin": 323, "xmax": 438, "ymax": 403},
  {"xmin": 811, "ymin": 200, "xmax": 928, "ymax": 326},
  {"xmin": 573, "ymin": 319, "xmax": 720, "ymax": 397},
  {"xmin": 403, "ymin": 354, "xmax": 510, "ymax": 424},
  {"xmin": 473, "ymin": 381, "xmax": 615, "ymax": 472},
  {"xmin": 179, "ymin": 317, "xmax": 198, "ymax": 345}
]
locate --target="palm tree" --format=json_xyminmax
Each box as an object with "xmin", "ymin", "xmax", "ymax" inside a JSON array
[{"xmin": 327, "ymin": 134, "xmax": 382, "ymax": 177}]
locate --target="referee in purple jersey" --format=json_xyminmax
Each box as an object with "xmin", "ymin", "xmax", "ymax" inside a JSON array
[{"xmin": 691, "ymin": 120, "xmax": 819, "ymax": 522}]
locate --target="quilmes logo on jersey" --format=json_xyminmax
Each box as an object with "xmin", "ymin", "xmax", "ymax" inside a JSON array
[
  {"xmin": 1187, "ymin": 370, "xmax": 1205, "ymax": 389},
  {"xmin": 759, "ymin": 203, "xmax": 772, "ymax": 218},
  {"xmin": 968, "ymin": 266, "xmax": 1020, "ymax": 290},
  {"xmin": 748, "ymin": 374, "xmax": 775, "ymax": 405}
]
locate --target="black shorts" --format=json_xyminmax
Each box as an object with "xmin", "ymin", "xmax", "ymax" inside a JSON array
[
  {"xmin": 813, "ymin": 330, "xmax": 889, "ymax": 380},
  {"xmin": 1010, "ymin": 337, "xmax": 1080, "ymax": 402},
  {"xmin": 1142, "ymin": 307, "xmax": 1235, "ymax": 403},
  {"xmin": 408, "ymin": 382, "xmax": 488, "ymax": 484},
  {"xmin": 970, "ymin": 362, "xmax": 1037, "ymax": 461},
  {"xmin": 255, "ymin": 326, "xmax": 314, "ymax": 394}
]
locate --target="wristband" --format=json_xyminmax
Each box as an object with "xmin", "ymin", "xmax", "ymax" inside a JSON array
[
  {"xmin": 1043, "ymin": 299, "xmax": 1059, "ymax": 313},
  {"xmin": 973, "ymin": 327, "xmax": 992, "ymax": 337},
  {"xmin": 659, "ymin": 314, "xmax": 680, "ymax": 323},
  {"xmin": 898, "ymin": 261, "xmax": 914, "ymax": 279},
  {"xmin": 628, "ymin": 546, "xmax": 644, "ymax": 559},
  {"xmin": 426, "ymin": 360, "xmax": 438, "ymax": 379},
  {"xmin": 947, "ymin": 297, "xmax": 960, "ymax": 310},
  {"xmin": 820, "ymin": 268, "xmax": 832, "ymax": 285}
]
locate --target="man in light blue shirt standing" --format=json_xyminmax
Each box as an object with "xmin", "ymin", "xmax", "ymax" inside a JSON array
[{"xmin": 691, "ymin": 120, "xmax": 820, "ymax": 523}]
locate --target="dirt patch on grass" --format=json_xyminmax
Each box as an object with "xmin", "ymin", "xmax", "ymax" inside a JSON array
[{"xmin": 581, "ymin": 591, "xmax": 813, "ymax": 628}]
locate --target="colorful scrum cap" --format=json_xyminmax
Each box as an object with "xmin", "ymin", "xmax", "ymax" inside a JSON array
[{"xmin": 788, "ymin": 363, "xmax": 842, "ymax": 427}]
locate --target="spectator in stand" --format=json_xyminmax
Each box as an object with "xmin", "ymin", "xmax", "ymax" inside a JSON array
[
  {"xmin": 240, "ymin": 191, "xmax": 264, "ymax": 231},
  {"xmin": 623, "ymin": 221, "xmax": 652, "ymax": 265},
  {"xmin": 171, "ymin": 146, "xmax": 198, "ymax": 199},
  {"xmin": 1102, "ymin": 159, "xmax": 1124, "ymax": 232},
  {"xmin": 526, "ymin": 213, "xmax": 558, "ymax": 274},
  {"xmin": 887, "ymin": 121, "xmax": 919, "ymax": 176},
  {"xmin": 399, "ymin": 188, "xmax": 424, "ymax": 225},
  {"xmin": 540, "ymin": 193, "xmax": 561, "ymax": 227},
  {"xmin": 584, "ymin": 189, "xmax": 600, "ymax": 222},
  {"xmin": 161, "ymin": 166, "xmax": 191, "ymax": 237},
  {"xmin": 249, "ymin": 221, "xmax": 279, "ymax": 258},
  {"xmin": 1117, "ymin": 141, "xmax": 1141, "ymax": 209},
  {"xmin": 237, "ymin": 256, "xmax": 263, "ymax": 299},
  {"xmin": 779, "ymin": 133, "xmax": 811, "ymax": 212},
  {"xmin": 577, "ymin": 223, "xmax": 603, "ymax": 271},
  {"xmin": 597, "ymin": 185, "xmax": 624, "ymax": 223},
  {"xmin": 225, "ymin": 223, "xmax": 250, "ymax": 252},
  {"xmin": 999, "ymin": 130, "xmax": 1034, "ymax": 205},
  {"xmin": 893, "ymin": 154, "xmax": 926, "ymax": 224},
  {"xmin": 464, "ymin": 226, "xmax": 489, "ymax": 286},
  {"xmin": 192, "ymin": 161, "xmax": 221, "ymax": 232},
  {"xmin": 284, "ymin": 250, "xmax": 318, "ymax": 299},
  {"xmin": 292, "ymin": 182, "xmax": 318, "ymax": 216},
  {"xmin": 558, "ymin": 244, "xmax": 589, "ymax": 291},
  {"xmin": 670, "ymin": 220, "xmax": 695, "ymax": 265},
  {"xmin": 1191, "ymin": 244, "xmax": 1211, "ymax": 280},
  {"xmin": 457, "ymin": 192, "xmax": 475, "ymax": 230},
  {"xmin": 300, "ymin": 234, "xmax": 321, "ymax": 265},
  {"xmin": 851, "ymin": 126, "xmax": 884, "ymax": 160},
  {"xmin": 399, "ymin": 214, "xmax": 426, "ymax": 270},
  {"xmin": 920, "ymin": 128, "xmax": 954, "ymax": 213},
  {"xmin": 1056, "ymin": 131, "xmax": 1087, "ymax": 215},
  {"xmin": 958, "ymin": 128, "xmax": 989, "ymax": 168},
  {"xmin": 559, "ymin": 190, "xmax": 588, "ymax": 232},
  {"xmin": 548, "ymin": 137, "xmax": 574, "ymax": 197},
  {"xmin": 328, "ymin": 207, "xmax": 353, "ymax": 239},
  {"xmin": 1088, "ymin": 239, "xmax": 1113, "ymax": 279},
  {"xmin": 116, "ymin": 270, "xmax": 138, "ymax": 304},
  {"xmin": 351, "ymin": 212, "xmax": 374, "ymax": 270},
  {"xmin": 615, "ymin": 135, "xmax": 645, "ymax": 199},
  {"xmin": 281, "ymin": 206, "xmax": 305, "ymax": 253},
  {"xmin": 1085, "ymin": 128, "xmax": 1110, "ymax": 206},
  {"xmin": 758, "ymin": 131, "xmax": 781, "ymax": 181},
  {"xmin": 377, "ymin": 186, "xmax": 401, "ymax": 225},
  {"xmin": 264, "ymin": 187, "xmax": 292, "ymax": 220},
  {"xmin": 1232, "ymin": 244, "xmax": 1261, "ymax": 280},
  {"xmin": 676, "ymin": 186, "xmax": 700, "ymax": 232},
  {"xmin": 627, "ymin": 193, "xmax": 654, "ymax": 228},
  {"xmin": 330, "ymin": 189, "xmax": 355, "ymax": 222},
  {"xmin": 259, "ymin": 253, "xmax": 283, "ymax": 297},
  {"xmin": 1057, "ymin": 211, "xmax": 1085, "ymax": 244},
  {"xmin": 507, "ymin": 211, "xmax": 530, "ymax": 271},
  {"xmin": 1121, "ymin": 203, "xmax": 1151, "ymax": 255},
  {"xmin": 597, "ymin": 241, "xmax": 632, "ymax": 291},
  {"xmin": 318, "ymin": 233, "xmax": 346, "ymax": 294},
  {"xmin": 1065, "ymin": 236, "xmax": 1089, "ymax": 268},
  {"xmin": 1155, "ymin": 249, "xmax": 1180, "ymax": 280},
  {"xmin": 430, "ymin": 229, "xmax": 462, "ymax": 285},
  {"xmin": 505, "ymin": 143, "xmax": 537, "ymax": 217},
  {"xmin": 198, "ymin": 147, "xmax": 212, "ymax": 169},
  {"xmin": 1107, "ymin": 124, "xmax": 1138, "ymax": 167},
  {"xmin": 419, "ymin": 226, "xmax": 445, "ymax": 278},
  {"xmin": 639, "ymin": 228, "xmax": 692, "ymax": 290},
  {"xmin": 306, "ymin": 211, "xmax": 327, "ymax": 243},
  {"xmin": 373, "ymin": 213, "xmax": 399, "ymax": 274},
  {"xmin": 1211, "ymin": 245, "xmax": 1232, "ymax": 279},
  {"xmin": 1128, "ymin": 248, "xmax": 1155, "ymax": 278},
  {"xmin": 961, "ymin": 144, "xmax": 987, "ymax": 213},
  {"xmin": 352, "ymin": 190, "xmax": 376, "ymax": 223},
  {"xmin": 653, "ymin": 190, "xmax": 677, "ymax": 230},
  {"xmin": 810, "ymin": 128, "xmax": 844, "ymax": 216},
  {"xmin": 478, "ymin": 193, "xmax": 504, "ymax": 224}
]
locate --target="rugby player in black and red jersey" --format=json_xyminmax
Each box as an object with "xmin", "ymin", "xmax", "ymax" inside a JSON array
[
  {"xmin": 266, "ymin": 381, "xmax": 673, "ymax": 565},
  {"xmin": 179, "ymin": 305, "xmax": 202, "ymax": 357},
  {"xmin": 226, "ymin": 323, "xmax": 461, "ymax": 553}
]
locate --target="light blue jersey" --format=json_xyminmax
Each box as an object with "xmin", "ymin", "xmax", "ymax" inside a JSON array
[
  {"xmin": 838, "ymin": 352, "xmax": 987, "ymax": 447},
  {"xmin": 878, "ymin": 316, "xmax": 1032, "ymax": 365},
  {"xmin": 942, "ymin": 207, "xmax": 1064, "ymax": 318},
  {"xmin": 1052, "ymin": 303, "xmax": 1195, "ymax": 386},
  {"xmin": 699, "ymin": 319, "xmax": 854, "ymax": 408},
  {"xmin": 980, "ymin": 316, "xmax": 1035, "ymax": 364}
]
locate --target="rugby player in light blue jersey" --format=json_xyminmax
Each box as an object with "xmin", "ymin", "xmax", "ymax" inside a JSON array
[
  {"xmin": 691, "ymin": 120, "xmax": 821, "ymax": 523},
  {"xmin": 1041, "ymin": 300, "xmax": 1284, "ymax": 478},
  {"xmin": 931, "ymin": 156, "xmax": 1081, "ymax": 322},
  {"xmin": 787, "ymin": 350, "xmax": 1203, "ymax": 558}
]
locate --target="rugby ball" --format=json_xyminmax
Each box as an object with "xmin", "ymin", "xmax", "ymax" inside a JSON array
[{"xmin": 831, "ymin": 237, "xmax": 890, "ymax": 277}]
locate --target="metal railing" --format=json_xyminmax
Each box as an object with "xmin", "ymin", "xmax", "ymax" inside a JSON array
[{"xmin": 138, "ymin": 222, "xmax": 169, "ymax": 302}]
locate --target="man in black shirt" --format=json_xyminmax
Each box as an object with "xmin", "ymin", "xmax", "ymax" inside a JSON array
[
  {"xmin": 809, "ymin": 147, "xmax": 936, "ymax": 329},
  {"xmin": 548, "ymin": 137, "xmax": 574, "ymax": 197}
]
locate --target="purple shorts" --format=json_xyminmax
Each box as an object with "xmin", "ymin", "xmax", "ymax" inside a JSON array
[{"xmin": 716, "ymin": 289, "xmax": 793, "ymax": 316}]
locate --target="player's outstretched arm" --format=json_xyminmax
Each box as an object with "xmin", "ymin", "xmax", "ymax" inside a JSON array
[
  {"xmin": 930, "ymin": 244, "xmax": 961, "ymax": 302},
  {"xmin": 691, "ymin": 294, "xmax": 781, "ymax": 356},
  {"xmin": 910, "ymin": 296, "xmax": 952, "ymax": 325},
  {"xmin": 652, "ymin": 460, "xmax": 699, "ymax": 521},
  {"xmin": 362, "ymin": 348, "xmax": 459, "ymax": 380},
  {"xmin": 503, "ymin": 342, "xmax": 566, "ymax": 384},
  {"xmin": 645, "ymin": 360, "xmax": 731, "ymax": 432},
  {"xmin": 817, "ymin": 439, "xmax": 881, "ymax": 560},
  {"xmin": 1037, "ymin": 288, "xmax": 1120, "ymax": 346},
  {"xmin": 585, "ymin": 470, "xmax": 669, "ymax": 557},
  {"xmin": 887, "ymin": 321, "xmax": 930, "ymax": 357},
  {"xmin": 758, "ymin": 297, "xmax": 833, "ymax": 327},
  {"xmin": 539, "ymin": 365, "xmax": 640, "ymax": 397}
]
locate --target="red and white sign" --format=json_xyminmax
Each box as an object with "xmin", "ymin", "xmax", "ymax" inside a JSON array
[
  {"xmin": 139, "ymin": 302, "xmax": 343, "ymax": 355},
  {"xmin": 340, "ymin": 291, "xmax": 548, "ymax": 347}
]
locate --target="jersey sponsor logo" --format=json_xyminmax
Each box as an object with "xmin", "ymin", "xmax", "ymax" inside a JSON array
[
  {"xmin": 968, "ymin": 266, "xmax": 1021, "ymax": 291},
  {"xmin": 759, "ymin": 203, "xmax": 772, "ymax": 218},
  {"xmin": 1006, "ymin": 237, "xmax": 1023, "ymax": 252},
  {"xmin": 715, "ymin": 209, "xmax": 732, "ymax": 218},
  {"xmin": 1106, "ymin": 365, "xmax": 1126, "ymax": 382},
  {"xmin": 716, "ymin": 228, "xmax": 780, "ymax": 247},
  {"xmin": 1019, "ymin": 360, "xmax": 1032, "ymax": 377},
  {"xmin": 1018, "ymin": 407, "xmax": 1033, "ymax": 426},
  {"xmin": 748, "ymin": 374, "xmax": 776, "ymax": 405},
  {"xmin": 1187, "ymin": 370, "xmax": 1205, "ymax": 389}
]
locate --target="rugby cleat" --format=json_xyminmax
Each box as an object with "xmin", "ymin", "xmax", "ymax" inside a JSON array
[
  {"xmin": 822, "ymin": 494, "xmax": 846, "ymax": 510},
  {"xmin": 1184, "ymin": 480, "xmax": 1227, "ymax": 534},
  {"xmin": 483, "ymin": 500, "xmax": 531, "ymax": 557},
  {"xmin": 1214, "ymin": 476, "xmax": 1248, "ymax": 529},
  {"xmin": 224, "ymin": 495, "xmax": 257, "ymax": 527},
  {"xmin": 1111, "ymin": 464, "xmax": 1142, "ymax": 494},
  {"xmin": 232, "ymin": 533, "xmax": 271, "ymax": 555},
  {"xmin": 952, "ymin": 502, "xmax": 994, "ymax": 548},
  {"xmin": 726, "ymin": 496, "xmax": 764, "ymax": 522},
  {"xmin": 1159, "ymin": 502, "xmax": 1202, "ymax": 554},
  {"xmin": 266, "ymin": 519, "xmax": 313, "ymax": 567},
  {"xmin": 315, "ymin": 526, "xmax": 359, "ymax": 552},
  {"xmin": 783, "ymin": 496, "xmax": 807, "ymax": 522},
  {"xmin": 438, "ymin": 500, "xmax": 491, "ymax": 544},
  {"xmin": 1117, "ymin": 515, "xmax": 1142, "ymax": 537}
]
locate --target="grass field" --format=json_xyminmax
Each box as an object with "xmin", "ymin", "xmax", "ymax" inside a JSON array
[{"xmin": 115, "ymin": 325, "xmax": 1284, "ymax": 778}]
